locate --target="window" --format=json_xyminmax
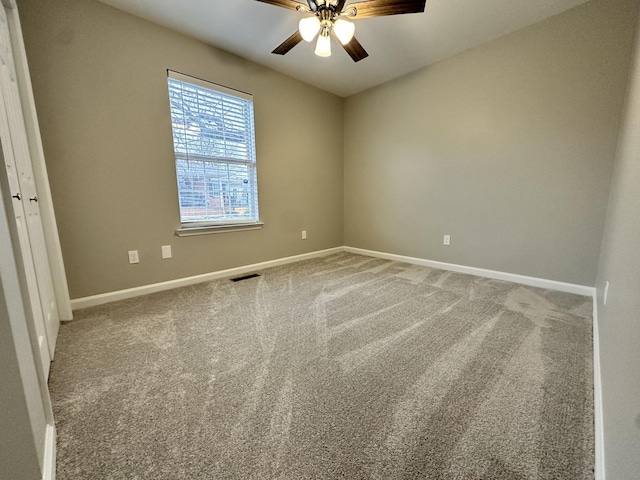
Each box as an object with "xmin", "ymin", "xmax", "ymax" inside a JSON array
[{"xmin": 167, "ymin": 71, "xmax": 259, "ymax": 228}]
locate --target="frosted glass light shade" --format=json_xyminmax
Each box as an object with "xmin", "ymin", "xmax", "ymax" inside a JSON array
[
  {"xmin": 315, "ymin": 33, "xmax": 331, "ymax": 57},
  {"xmin": 333, "ymin": 18, "xmax": 355, "ymax": 45},
  {"xmin": 299, "ymin": 16, "xmax": 321, "ymax": 42}
]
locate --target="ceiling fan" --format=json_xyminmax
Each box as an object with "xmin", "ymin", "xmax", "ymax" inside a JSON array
[{"xmin": 256, "ymin": 0, "xmax": 427, "ymax": 62}]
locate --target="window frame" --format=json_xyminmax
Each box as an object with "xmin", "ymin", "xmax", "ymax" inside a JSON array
[{"xmin": 167, "ymin": 70, "xmax": 261, "ymax": 234}]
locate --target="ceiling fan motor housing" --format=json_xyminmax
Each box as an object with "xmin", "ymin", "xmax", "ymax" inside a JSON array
[{"xmin": 320, "ymin": 7, "xmax": 333, "ymax": 32}]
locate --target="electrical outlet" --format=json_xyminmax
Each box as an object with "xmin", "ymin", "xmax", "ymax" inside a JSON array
[
  {"xmin": 604, "ymin": 281, "xmax": 610, "ymax": 305},
  {"xmin": 161, "ymin": 245, "xmax": 172, "ymax": 259},
  {"xmin": 302, "ymin": 230, "xmax": 307, "ymax": 240},
  {"xmin": 128, "ymin": 250, "xmax": 139, "ymax": 264},
  {"xmin": 443, "ymin": 235, "xmax": 451, "ymax": 246}
]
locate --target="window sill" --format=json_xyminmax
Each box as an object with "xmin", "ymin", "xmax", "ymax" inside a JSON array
[{"xmin": 175, "ymin": 222, "xmax": 264, "ymax": 237}]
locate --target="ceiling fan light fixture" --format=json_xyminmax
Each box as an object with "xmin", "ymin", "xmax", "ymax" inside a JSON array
[
  {"xmin": 315, "ymin": 32, "xmax": 331, "ymax": 57},
  {"xmin": 333, "ymin": 18, "xmax": 355, "ymax": 45},
  {"xmin": 299, "ymin": 16, "xmax": 321, "ymax": 42}
]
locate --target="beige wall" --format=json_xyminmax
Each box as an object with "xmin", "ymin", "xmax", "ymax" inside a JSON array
[
  {"xmin": 19, "ymin": 0, "xmax": 344, "ymax": 299},
  {"xmin": 596, "ymin": 3, "xmax": 640, "ymax": 478},
  {"xmin": 344, "ymin": 0, "xmax": 638, "ymax": 286},
  {"xmin": 20, "ymin": 0, "xmax": 638, "ymax": 298}
]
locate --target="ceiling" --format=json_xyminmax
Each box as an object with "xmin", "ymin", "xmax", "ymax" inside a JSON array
[{"xmin": 97, "ymin": 0, "xmax": 591, "ymax": 97}]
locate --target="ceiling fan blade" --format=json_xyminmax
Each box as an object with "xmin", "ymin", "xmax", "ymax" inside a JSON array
[
  {"xmin": 340, "ymin": 36, "xmax": 369, "ymax": 62},
  {"xmin": 272, "ymin": 31, "xmax": 304, "ymax": 55},
  {"xmin": 255, "ymin": 0, "xmax": 306, "ymax": 12},
  {"xmin": 348, "ymin": 0, "xmax": 426, "ymax": 18}
]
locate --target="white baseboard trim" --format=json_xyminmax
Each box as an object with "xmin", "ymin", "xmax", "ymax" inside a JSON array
[
  {"xmin": 42, "ymin": 423, "xmax": 56, "ymax": 480},
  {"xmin": 592, "ymin": 293, "xmax": 605, "ymax": 480},
  {"xmin": 72, "ymin": 245, "xmax": 595, "ymax": 310},
  {"xmin": 344, "ymin": 246, "xmax": 595, "ymax": 296},
  {"xmin": 70, "ymin": 247, "xmax": 343, "ymax": 310}
]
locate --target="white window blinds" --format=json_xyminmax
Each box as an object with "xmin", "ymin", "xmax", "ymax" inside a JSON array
[{"xmin": 167, "ymin": 70, "xmax": 259, "ymax": 225}]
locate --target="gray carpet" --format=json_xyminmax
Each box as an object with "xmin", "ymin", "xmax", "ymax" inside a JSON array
[{"xmin": 50, "ymin": 253, "xmax": 595, "ymax": 479}]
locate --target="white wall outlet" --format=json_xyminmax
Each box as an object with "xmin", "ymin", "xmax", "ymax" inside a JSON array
[
  {"xmin": 161, "ymin": 245, "xmax": 172, "ymax": 259},
  {"xmin": 443, "ymin": 235, "xmax": 451, "ymax": 246},
  {"xmin": 604, "ymin": 281, "xmax": 610, "ymax": 305},
  {"xmin": 128, "ymin": 250, "xmax": 139, "ymax": 264},
  {"xmin": 302, "ymin": 230, "xmax": 307, "ymax": 240}
]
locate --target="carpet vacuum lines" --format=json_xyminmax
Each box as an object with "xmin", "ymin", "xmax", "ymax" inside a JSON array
[{"xmin": 51, "ymin": 252, "xmax": 594, "ymax": 479}]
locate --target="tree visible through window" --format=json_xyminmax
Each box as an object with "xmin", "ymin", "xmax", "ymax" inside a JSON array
[{"xmin": 167, "ymin": 71, "xmax": 259, "ymax": 225}]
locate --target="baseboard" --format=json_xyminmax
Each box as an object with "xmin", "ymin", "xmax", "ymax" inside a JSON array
[
  {"xmin": 72, "ymin": 245, "xmax": 595, "ymax": 309},
  {"xmin": 70, "ymin": 247, "xmax": 343, "ymax": 310},
  {"xmin": 592, "ymin": 293, "xmax": 605, "ymax": 480},
  {"xmin": 344, "ymin": 246, "xmax": 594, "ymax": 296},
  {"xmin": 42, "ymin": 423, "xmax": 56, "ymax": 480}
]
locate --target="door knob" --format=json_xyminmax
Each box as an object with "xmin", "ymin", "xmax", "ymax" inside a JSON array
[
  {"xmin": 30, "ymin": 196, "xmax": 38, "ymax": 202},
  {"xmin": 12, "ymin": 193, "xmax": 21, "ymax": 200}
]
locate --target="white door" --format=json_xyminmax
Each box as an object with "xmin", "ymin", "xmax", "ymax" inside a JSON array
[
  {"xmin": 0, "ymin": 88, "xmax": 51, "ymax": 378},
  {"xmin": 0, "ymin": 5, "xmax": 58, "ymax": 376}
]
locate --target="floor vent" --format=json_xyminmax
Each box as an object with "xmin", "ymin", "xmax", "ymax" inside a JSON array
[{"xmin": 230, "ymin": 273, "xmax": 261, "ymax": 282}]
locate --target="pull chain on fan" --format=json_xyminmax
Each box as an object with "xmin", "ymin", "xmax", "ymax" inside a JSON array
[{"xmin": 256, "ymin": 0, "xmax": 427, "ymax": 62}]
